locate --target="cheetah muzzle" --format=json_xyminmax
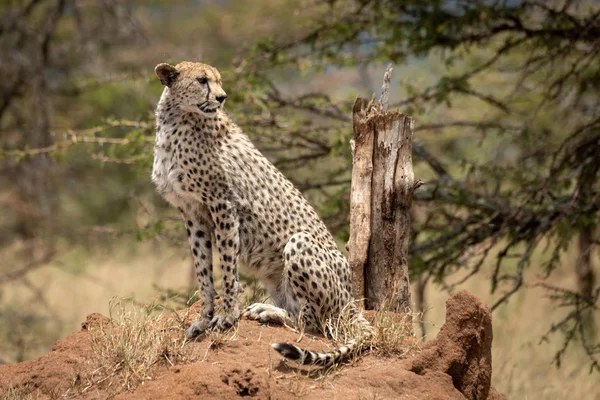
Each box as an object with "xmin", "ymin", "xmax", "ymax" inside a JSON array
[{"xmin": 152, "ymin": 61, "xmax": 373, "ymax": 366}]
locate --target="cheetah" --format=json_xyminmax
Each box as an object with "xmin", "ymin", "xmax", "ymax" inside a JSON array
[{"xmin": 152, "ymin": 61, "xmax": 373, "ymax": 366}]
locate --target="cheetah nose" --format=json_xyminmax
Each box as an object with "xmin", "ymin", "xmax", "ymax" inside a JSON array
[{"xmin": 216, "ymin": 94, "xmax": 227, "ymax": 104}]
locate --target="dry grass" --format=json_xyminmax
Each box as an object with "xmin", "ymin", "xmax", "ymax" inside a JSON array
[
  {"xmin": 0, "ymin": 385, "xmax": 34, "ymax": 400},
  {"xmin": 263, "ymin": 298, "xmax": 420, "ymax": 394},
  {"xmin": 323, "ymin": 302, "xmax": 364, "ymax": 345},
  {"xmin": 0, "ymin": 383, "xmax": 60, "ymax": 400},
  {"xmin": 87, "ymin": 296, "xmax": 243, "ymax": 392},
  {"xmin": 357, "ymin": 392, "xmax": 384, "ymax": 400},
  {"xmin": 88, "ymin": 298, "xmax": 198, "ymax": 390},
  {"xmin": 270, "ymin": 301, "xmax": 419, "ymax": 395},
  {"xmin": 323, "ymin": 300, "xmax": 418, "ymax": 360},
  {"xmin": 370, "ymin": 308, "xmax": 420, "ymax": 357},
  {"xmin": 265, "ymin": 298, "xmax": 420, "ymax": 386}
]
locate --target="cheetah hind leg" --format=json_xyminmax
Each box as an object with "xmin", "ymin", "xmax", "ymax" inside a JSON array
[
  {"xmin": 243, "ymin": 303, "xmax": 294, "ymax": 326},
  {"xmin": 271, "ymin": 232, "xmax": 371, "ymax": 366}
]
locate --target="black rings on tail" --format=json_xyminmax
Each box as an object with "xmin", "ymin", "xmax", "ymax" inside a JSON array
[{"xmin": 271, "ymin": 339, "xmax": 359, "ymax": 367}]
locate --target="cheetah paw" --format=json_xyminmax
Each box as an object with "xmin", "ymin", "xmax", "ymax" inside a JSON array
[
  {"xmin": 210, "ymin": 313, "xmax": 239, "ymax": 331},
  {"xmin": 185, "ymin": 312, "xmax": 240, "ymax": 340},
  {"xmin": 185, "ymin": 318, "xmax": 212, "ymax": 340},
  {"xmin": 243, "ymin": 303, "xmax": 290, "ymax": 325}
]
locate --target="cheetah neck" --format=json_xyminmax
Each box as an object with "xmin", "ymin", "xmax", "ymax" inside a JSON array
[{"xmin": 156, "ymin": 95, "xmax": 231, "ymax": 139}]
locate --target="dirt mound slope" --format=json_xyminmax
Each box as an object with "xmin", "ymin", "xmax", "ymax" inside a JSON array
[
  {"xmin": 409, "ymin": 290, "xmax": 503, "ymax": 400},
  {"xmin": 0, "ymin": 291, "xmax": 503, "ymax": 399}
]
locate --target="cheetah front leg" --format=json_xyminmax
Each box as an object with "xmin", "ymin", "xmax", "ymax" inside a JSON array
[
  {"xmin": 210, "ymin": 202, "xmax": 243, "ymax": 330},
  {"xmin": 182, "ymin": 212, "xmax": 220, "ymax": 340}
]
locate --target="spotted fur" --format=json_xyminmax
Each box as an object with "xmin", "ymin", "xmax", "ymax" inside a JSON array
[{"xmin": 152, "ymin": 61, "xmax": 372, "ymax": 366}]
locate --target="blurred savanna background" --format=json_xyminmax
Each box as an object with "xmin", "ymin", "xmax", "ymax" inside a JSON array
[{"xmin": 1, "ymin": 0, "xmax": 599, "ymax": 398}]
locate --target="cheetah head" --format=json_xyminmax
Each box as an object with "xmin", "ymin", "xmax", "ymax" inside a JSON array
[{"xmin": 155, "ymin": 61, "xmax": 227, "ymax": 116}]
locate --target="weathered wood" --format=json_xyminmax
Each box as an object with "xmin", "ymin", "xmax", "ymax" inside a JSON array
[
  {"xmin": 349, "ymin": 98, "xmax": 374, "ymax": 303},
  {"xmin": 378, "ymin": 64, "xmax": 393, "ymax": 112},
  {"xmin": 349, "ymin": 68, "xmax": 415, "ymax": 313}
]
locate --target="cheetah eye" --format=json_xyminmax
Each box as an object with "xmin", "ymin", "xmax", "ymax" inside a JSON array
[{"xmin": 197, "ymin": 76, "xmax": 208, "ymax": 85}]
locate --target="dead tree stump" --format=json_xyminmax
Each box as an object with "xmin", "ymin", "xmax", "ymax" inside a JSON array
[{"xmin": 348, "ymin": 65, "xmax": 416, "ymax": 313}]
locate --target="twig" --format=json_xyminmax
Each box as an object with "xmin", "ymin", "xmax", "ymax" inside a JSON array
[{"xmin": 378, "ymin": 64, "xmax": 393, "ymax": 112}]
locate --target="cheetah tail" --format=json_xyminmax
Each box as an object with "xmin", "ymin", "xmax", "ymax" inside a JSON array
[{"xmin": 271, "ymin": 338, "xmax": 365, "ymax": 367}]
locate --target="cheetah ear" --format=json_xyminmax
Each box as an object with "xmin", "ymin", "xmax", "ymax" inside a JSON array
[{"xmin": 155, "ymin": 63, "xmax": 179, "ymax": 87}]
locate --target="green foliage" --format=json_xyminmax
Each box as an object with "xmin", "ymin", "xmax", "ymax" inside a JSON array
[{"xmin": 135, "ymin": 220, "xmax": 165, "ymax": 242}]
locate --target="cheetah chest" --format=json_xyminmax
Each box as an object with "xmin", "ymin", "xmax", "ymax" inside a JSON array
[{"xmin": 152, "ymin": 139, "xmax": 187, "ymax": 209}]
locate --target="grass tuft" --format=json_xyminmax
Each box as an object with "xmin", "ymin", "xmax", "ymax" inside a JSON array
[
  {"xmin": 0, "ymin": 383, "xmax": 61, "ymax": 400},
  {"xmin": 324, "ymin": 300, "xmax": 420, "ymax": 362},
  {"xmin": 89, "ymin": 298, "xmax": 198, "ymax": 390},
  {"xmin": 370, "ymin": 308, "xmax": 419, "ymax": 357},
  {"xmin": 0, "ymin": 385, "xmax": 34, "ymax": 400}
]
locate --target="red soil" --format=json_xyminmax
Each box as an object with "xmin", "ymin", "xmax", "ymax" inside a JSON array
[{"xmin": 0, "ymin": 290, "xmax": 504, "ymax": 399}]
